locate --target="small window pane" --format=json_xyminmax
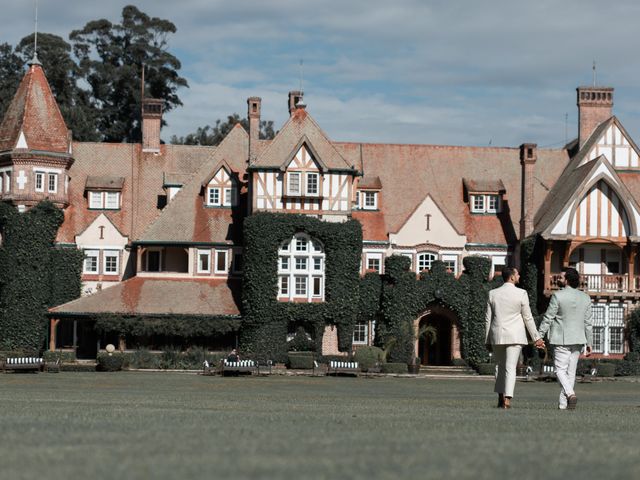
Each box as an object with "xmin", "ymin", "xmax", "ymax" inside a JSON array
[
  {"xmin": 223, "ymin": 188, "xmax": 232, "ymax": 206},
  {"xmin": 295, "ymin": 237, "xmax": 307, "ymax": 252},
  {"xmin": 312, "ymin": 277, "xmax": 322, "ymax": 296},
  {"xmin": 472, "ymin": 195, "xmax": 485, "ymax": 212},
  {"xmin": 280, "ymin": 276, "xmax": 289, "ymax": 296},
  {"xmin": 295, "ymin": 257, "xmax": 307, "ymax": 271},
  {"xmin": 104, "ymin": 251, "xmax": 119, "ymax": 274},
  {"xmin": 280, "ymin": 256, "xmax": 289, "ymax": 271},
  {"xmin": 106, "ymin": 192, "xmax": 119, "ymax": 209},
  {"xmin": 367, "ymin": 257, "xmax": 381, "ymax": 273},
  {"xmin": 418, "ymin": 253, "xmax": 436, "ymax": 272},
  {"xmin": 89, "ymin": 191, "xmax": 103, "ymax": 209},
  {"xmin": 83, "ymin": 250, "xmax": 99, "ymax": 273},
  {"xmin": 306, "ymin": 173, "xmax": 318, "ymax": 195},
  {"xmin": 48, "ymin": 173, "xmax": 57, "ymax": 193},
  {"xmin": 288, "ymin": 173, "xmax": 301, "ymax": 195},
  {"xmin": 35, "ymin": 172, "xmax": 44, "ymax": 191},
  {"xmin": 313, "ymin": 257, "xmax": 322, "ymax": 271},
  {"xmin": 295, "ymin": 276, "xmax": 307, "ymax": 295},
  {"xmin": 353, "ymin": 322, "xmax": 368, "ymax": 344},
  {"xmin": 216, "ymin": 251, "xmax": 227, "ymax": 272},
  {"xmin": 208, "ymin": 188, "xmax": 220, "ymax": 206},
  {"xmin": 198, "ymin": 250, "xmax": 211, "ymax": 273}
]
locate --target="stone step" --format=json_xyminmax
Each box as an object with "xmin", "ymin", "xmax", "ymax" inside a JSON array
[{"xmin": 419, "ymin": 365, "xmax": 477, "ymax": 376}]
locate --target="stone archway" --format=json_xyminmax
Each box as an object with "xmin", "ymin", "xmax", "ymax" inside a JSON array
[{"xmin": 414, "ymin": 305, "xmax": 461, "ymax": 366}]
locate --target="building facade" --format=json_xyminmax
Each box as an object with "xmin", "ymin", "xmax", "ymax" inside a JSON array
[{"xmin": 0, "ymin": 60, "xmax": 635, "ymax": 362}]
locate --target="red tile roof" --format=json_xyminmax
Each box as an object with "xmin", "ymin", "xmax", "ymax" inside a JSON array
[
  {"xmin": 49, "ymin": 276, "xmax": 241, "ymax": 316},
  {"xmin": 0, "ymin": 63, "xmax": 70, "ymax": 154}
]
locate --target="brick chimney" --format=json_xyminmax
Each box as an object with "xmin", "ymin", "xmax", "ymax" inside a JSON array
[
  {"xmin": 247, "ymin": 96, "xmax": 261, "ymax": 163},
  {"xmin": 142, "ymin": 98, "xmax": 163, "ymax": 152},
  {"xmin": 519, "ymin": 143, "xmax": 537, "ymax": 239},
  {"xmin": 288, "ymin": 90, "xmax": 304, "ymax": 116},
  {"xmin": 577, "ymin": 87, "xmax": 613, "ymax": 148}
]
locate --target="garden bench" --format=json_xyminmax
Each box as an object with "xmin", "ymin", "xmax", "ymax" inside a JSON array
[
  {"xmin": 221, "ymin": 359, "xmax": 257, "ymax": 376},
  {"xmin": 2, "ymin": 357, "xmax": 44, "ymax": 373},
  {"xmin": 327, "ymin": 361, "xmax": 359, "ymax": 376}
]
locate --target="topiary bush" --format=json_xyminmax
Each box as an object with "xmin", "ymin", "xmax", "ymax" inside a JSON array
[
  {"xmin": 287, "ymin": 351, "xmax": 315, "ymax": 369},
  {"xmin": 288, "ymin": 327, "xmax": 316, "ymax": 352},
  {"xmin": 97, "ymin": 353, "xmax": 125, "ymax": 372},
  {"xmin": 381, "ymin": 362, "xmax": 408, "ymax": 374},
  {"xmin": 353, "ymin": 346, "xmax": 384, "ymax": 371}
]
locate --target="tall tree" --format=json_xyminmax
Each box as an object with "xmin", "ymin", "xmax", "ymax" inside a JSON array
[
  {"xmin": 170, "ymin": 114, "xmax": 275, "ymax": 146},
  {"xmin": 16, "ymin": 33, "xmax": 99, "ymax": 141},
  {"xmin": 70, "ymin": 5, "xmax": 188, "ymax": 142},
  {"xmin": 0, "ymin": 43, "xmax": 24, "ymax": 121}
]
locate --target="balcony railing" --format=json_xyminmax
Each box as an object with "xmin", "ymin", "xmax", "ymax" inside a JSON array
[{"xmin": 550, "ymin": 273, "xmax": 640, "ymax": 294}]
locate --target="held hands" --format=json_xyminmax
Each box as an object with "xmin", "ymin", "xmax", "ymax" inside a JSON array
[
  {"xmin": 534, "ymin": 338, "xmax": 545, "ymax": 349},
  {"xmin": 585, "ymin": 345, "xmax": 592, "ymax": 357}
]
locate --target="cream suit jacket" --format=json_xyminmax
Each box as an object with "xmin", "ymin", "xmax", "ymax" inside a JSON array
[
  {"xmin": 485, "ymin": 283, "xmax": 541, "ymax": 345},
  {"xmin": 538, "ymin": 286, "xmax": 593, "ymax": 346}
]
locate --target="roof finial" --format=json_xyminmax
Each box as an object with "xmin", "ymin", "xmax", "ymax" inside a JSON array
[
  {"xmin": 592, "ymin": 60, "xmax": 597, "ymax": 87},
  {"xmin": 29, "ymin": 0, "xmax": 41, "ymax": 66},
  {"xmin": 296, "ymin": 59, "xmax": 306, "ymax": 108}
]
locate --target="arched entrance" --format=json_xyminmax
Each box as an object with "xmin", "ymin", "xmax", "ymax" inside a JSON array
[{"xmin": 415, "ymin": 305, "xmax": 461, "ymax": 366}]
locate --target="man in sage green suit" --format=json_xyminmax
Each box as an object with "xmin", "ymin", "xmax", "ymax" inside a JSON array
[{"xmin": 538, "ymin": 268, "xmax": 593, "ymax": 410}]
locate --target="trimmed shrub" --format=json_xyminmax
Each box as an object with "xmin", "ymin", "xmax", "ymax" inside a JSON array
[
  {"xmin": 353, "ymin": 346, "xmax": 384, "ymax": 371},
  {"xmin": 288, "ymin": 351, "xmax": 315, "ymax": 369},
  {"xmin": 43, "ymin": 350, "xmax": 76, "ymax": 363},
  {"xmin": 595, "ymin": 362, "xmax": 616, "ymax": 377},
  {"xmin": 476, "ymin": 362, "xmax": 496, "ymax": 376},
  {"xmin": 97, "ymin": 353, "xmax": 125, "ymax": 372},
  {"xmin": 288, "ymin": 328, "xmax": 316, "ymax": 352},
  {"xmin": 616, "ymin": 353, "xmax": 640, "ymax": 376},
  {"xmin": 381, "ymin": 362, "xmax": 408, "ymax": 374}
]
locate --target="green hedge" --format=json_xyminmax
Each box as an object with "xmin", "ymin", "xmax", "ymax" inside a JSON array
[
  {"xmin": 353, "ymin": 346, "xmax": 384, "ymax": 371},
  {"xmin": 476, "ymin": 362, "xmax": 496, "ymax": 376},
  {"xmin": 94, "ymin": 315, "xmax": 241, "ymax": 337},
  {"xmin": 381, "ymin": 362, "xmax": 408, "ymax": 374},
  {"xmin": 43, "ymin": 350, "xmax": 77, "ymax": 363},
  {"xmin": 97, "ymin": 353, "xmax": 125, "ymax": 372},
  {"xmin": 0, "ymin": 201, "xmax": 82, "ymax": 350},
  {"xmin": 287, "ymin": 351, "xmax": 315, "ymax": 369},
  {"xmin": 241, "ymin": 213, "xmax": 362, "ymax": 362}
]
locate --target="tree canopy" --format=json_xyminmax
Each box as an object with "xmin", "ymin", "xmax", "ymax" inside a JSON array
[{"xmin": 170, "ymin": 114, "xmax": 276, "ymax": 146}]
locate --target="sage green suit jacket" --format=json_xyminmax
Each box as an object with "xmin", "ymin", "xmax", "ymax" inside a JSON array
[{"xmin": 539, "ymin": 286, "xmax": 593, "ymax": 346}]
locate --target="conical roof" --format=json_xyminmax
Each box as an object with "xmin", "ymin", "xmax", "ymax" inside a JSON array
[{"xmin": 0, "ymin": 62, "xmax": 70, "ymax": 154}]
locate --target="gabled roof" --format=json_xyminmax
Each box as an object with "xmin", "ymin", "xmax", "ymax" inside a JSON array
[
  {"xmin": 534, "ymin": 155, "xmax": 640, "ymax": 239},
  {"xmin": 250, "ymin": 108, "xmax": 353, "ymax": 171},
  {"xmin": 49, "ymin": 276, "xmax": 241, "ymax": 317},
  {"xmin": 200, "ymin": 158, "xmax": 238, "ymax": 187},
  {"xmin": 0, "ymin": 63, "xmax": 70, "ymax": 154},
  {"xmin": 358, "ymin": 176, "xmax": 382, "ymax": 190},
  {"xmin": 138, "ymin": 124, "xmax": 248, "ymax": 244}
]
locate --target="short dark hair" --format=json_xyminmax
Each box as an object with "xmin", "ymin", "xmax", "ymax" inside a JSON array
[
  {"xmin": 502, "ymin": 267, "xmax": 518, "ymax": 282},
  {"xmin": 563, "ymin": 267, "xmax": 580, "ymax": 288}
]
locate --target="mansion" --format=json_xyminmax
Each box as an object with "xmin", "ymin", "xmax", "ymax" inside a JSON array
[{"xmin": 0, "ymin": 59, "xmax": 636, "ymax": 362}]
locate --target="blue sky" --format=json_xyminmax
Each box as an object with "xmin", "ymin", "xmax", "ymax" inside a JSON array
[{"xmin": 2, "ymin": 0, "xmax": 640, "ymax": 147}]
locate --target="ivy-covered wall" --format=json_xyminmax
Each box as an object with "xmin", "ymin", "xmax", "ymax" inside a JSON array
[
  {"xmin": 94, "ymin": 314, "xmax": 241, "ymax": 337},
  {"xmin": 240, "ymin": 212, "xmax": 362, "ymax": 361},
  {"xmin": 375, "ymin": 255, "xmax": 499, "ymax": 367},
  {"xmin": 0, "ymin": 201, "xmax": 83, "ymax": 351}
]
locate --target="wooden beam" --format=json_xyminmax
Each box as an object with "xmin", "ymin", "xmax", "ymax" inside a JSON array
[
  {"xmin": 544, "ymin": 241, "xmax": 553, "ymax": 291},
  {"xmin": 49, "ymin": 318, "xmax": 60, "ymax": 351}
]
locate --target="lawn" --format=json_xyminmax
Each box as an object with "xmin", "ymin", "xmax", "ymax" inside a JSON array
[{"xmin": 1, "ymin": 372, "xmax": 639, "ymax": 480}]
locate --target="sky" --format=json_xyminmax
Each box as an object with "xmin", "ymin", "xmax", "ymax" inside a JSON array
[{"xmin": 2, "ymin": 0, "xmax": 640, "ymax": 148}]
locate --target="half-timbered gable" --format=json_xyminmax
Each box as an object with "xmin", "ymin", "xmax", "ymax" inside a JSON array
[
  {"xmin": 203, "ymin": 160, "xmax": 239, "ymax": 208},
  {"xmin": 579, "ymin": 117, "xmax": 640, "ymax": 169},
  {"xmin": 250, "ymin": 106, "xmax": 356, "ymax": 219}
]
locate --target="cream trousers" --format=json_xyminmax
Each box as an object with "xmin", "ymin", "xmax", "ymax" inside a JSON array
[
  {"xmin": 553, "ymin": 345, "xmax": 582, "ymax": 408},
  {"xmin": 493, "ymin": 344, "xmax": 522, "ymax": 398}
]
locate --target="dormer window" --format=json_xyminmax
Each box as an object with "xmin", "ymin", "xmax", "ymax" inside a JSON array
[
  {"xmin": 206, "ymin": 186, "xmax": 237, "ymax": 207},
  {"xmin": 470, "ymin": 194, "xmax": 501, "ymax": 214},
  {"xmin": 360, "ymin": 191, "xmax": 378, "ymax": 210},
  {"xmin": 89, "ymin": 191, "xmax": 120, "ymax": 210},
  {"xmin": 306, "ymin": 173, "xmax": 319, "ymax": 195}
]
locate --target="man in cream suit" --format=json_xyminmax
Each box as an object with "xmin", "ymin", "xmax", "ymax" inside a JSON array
[
  {"xmin": 486, "ymin": 267, "xmax": 544, "ymax": 408},
  {"xmin": 538, "ymin": 268, "xmax": 592, "ymax": 410}
]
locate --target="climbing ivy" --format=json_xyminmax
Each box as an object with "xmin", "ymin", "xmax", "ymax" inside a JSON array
[
  {"xmin": 375, "ymin": 255, "xmax": 495, "ymax": 367},
  {"xmin": 94, "ymin": 314, "xmax": 241, "ymax": 337},
  {"xmin": 240, "ymin": 212, "xmax": 362, "ymax": 362},
  {"xmin": 0, "ymin": 201, "xmax": 83, "ymax": 351}
]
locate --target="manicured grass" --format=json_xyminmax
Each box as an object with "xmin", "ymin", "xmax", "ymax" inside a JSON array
[{"xmin": 1, "ymin": 373, "xmax": 639, "ymax": 479}]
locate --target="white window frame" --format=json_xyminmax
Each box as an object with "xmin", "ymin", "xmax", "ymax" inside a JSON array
[
  {"xmin": 366, "ymin": 252, "xmax": 383, "ymax": 273},
  {"xmin": 471, "ymin": 195, "xmax": 485, "ymax": 213},
  {"xmin": 47, "ymin": 173, "xmax": 58, "ymax": 193},
  {"xmin": 287, "ymin": 172, "xmax": 301, "ymax": 195},
  {"xmin": 35, "ymin": 172, "xmax": 45, "ymax": 192},
  {"xmin": 591, "ymin": 304, "xmax": 625, "ymax": 355},
  {"xmin": 5, "ymin": 172, "xmax": 11, "ymax": 192},
  {"xmin": 207, "ymin": 187, "xmax": 221, "ymax": 206},
  {"xmin": 361, "ymin": 191, "xmax": 378, "ymax": 210},
  {"xmin": 306, "ymin": 172, "xmax": 319, "ymax": 196},
  {"xmin": 215, "ymin": 249, "xmax": 228, "ymax": 273},
  {"xmin": 353, "ymin": 322, "xmax": 369, "ymax": 344},
  {"xmin": 103, "ymin": 250, "xmax": 120, "ymax": 275},
  {"xmin": 441, "ymin": 254, "xmax": 458, "ymax": 275},
  {"xmin": 89, "ymin": 191, "xmax": 103, "ymax": 209},
  {"xmin": 278, "ymin": 233, "xmax": 325, "ymax": 301},
  {"xmin": 197, "ymin": 249, "xmax": 211, "ymax": 273},
  {"xmin": 487, "ymin": 195, "xmax": 500, "ymax": 213},
  {"xmin": 417, "ymin": 252, "xmax": 437, "ymax": 272},
  {"xmin": 471, "ymin": 194, "xmax": 501, "ymax": 214},
  {"xmin": 105, "ymin": 192, "xmax": 120, "ymax": 210},
  {"xmin": 83, "ymin": 250, "xmax": 99, "ymax": 274}
]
